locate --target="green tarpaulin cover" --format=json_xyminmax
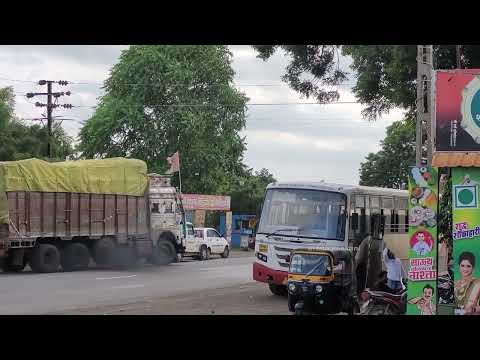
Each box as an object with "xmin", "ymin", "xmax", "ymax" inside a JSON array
[{"xmin": 0, "ymin": 157, "xmax": 148, "ymax": 224}]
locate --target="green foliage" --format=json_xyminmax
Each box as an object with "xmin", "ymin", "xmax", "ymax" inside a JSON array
[
  {"xmin": 359, "ymin": 118, "xmax": 415, "ymax": 188},
  {"xmin": 0, "ymin": 86, "xmax": 73, "ymax": 162},
  {"xmin": 78, "ymin": 45, "xmax": 274, "ymax": 213},
  {"xmin": 229, "ymin": 168, "xmax": 276, "ymax": 214},
  {"xmin": 253, "ymin": 45, "xmax": 480, "ymax": 120},
  {"xmin": 78, "ymin": 45, "xmax": 250, "ymax": 196}
]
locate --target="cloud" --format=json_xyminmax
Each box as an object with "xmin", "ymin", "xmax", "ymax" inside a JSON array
[{"xmin": 0, "ymin": 45, "xmax": 407, "ymax": 186}]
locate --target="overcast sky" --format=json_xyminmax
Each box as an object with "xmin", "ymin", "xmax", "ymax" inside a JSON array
[{"xmin": 0, "ymin": 45, "xmax": 405, "ymax": 185}]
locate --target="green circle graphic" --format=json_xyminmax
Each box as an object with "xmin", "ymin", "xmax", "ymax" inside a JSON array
[
  {"xmin": 458, "ymin": 188, "xmax": 474, "ymax": 205},
  {"xmin": 471, "ymin": 89, "xmax": 480, "ymax": 127}
]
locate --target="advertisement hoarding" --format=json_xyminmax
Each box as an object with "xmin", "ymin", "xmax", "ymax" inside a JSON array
[
  {"xmin": 452, "ymin": 167, "xmax": 480, "ymax": 315},
  {"xmin": 407, "ymin": 166, "xmax": 438, "ymax": 315}
]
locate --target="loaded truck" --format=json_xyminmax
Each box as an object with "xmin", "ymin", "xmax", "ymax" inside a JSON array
[{"xmin": 0, "ymin": 157, "xmax": 189, "ymax": 273}]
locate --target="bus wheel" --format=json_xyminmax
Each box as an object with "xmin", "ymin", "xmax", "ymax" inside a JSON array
[
  {"xmin": 269, "ymin": 283, "xmax": 287, "ymax": 296},
  {"xmin": 61, "ymin": 243, "xmax": 90, "ymax": 271},
  {"xmin": 30, "ymin": 244, "xmax": 61, "ymax": 273}
]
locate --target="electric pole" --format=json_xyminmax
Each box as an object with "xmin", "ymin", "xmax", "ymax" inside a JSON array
[
  {"xmin": 26, "ymin": 80, "xmax": 71, "ymax": 159},
  {"xmin": 416, "ymin": 45, "xmax": 433, "ymax": 166}
]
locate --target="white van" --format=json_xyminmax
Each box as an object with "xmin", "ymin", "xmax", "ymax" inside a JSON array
[{"xmin": 182, "ymin": 224, "xmax": 229, "ymax": 260}]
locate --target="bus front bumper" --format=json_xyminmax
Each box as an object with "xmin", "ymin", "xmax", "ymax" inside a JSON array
[{"xmin": 253, "ymin": 262, "xmax": 288, "ymax": 285}]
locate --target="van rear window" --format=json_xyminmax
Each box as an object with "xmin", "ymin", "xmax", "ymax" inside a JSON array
[{"xmin": 194, "ymin": 230, "xmax": 203, "ymax": 238}]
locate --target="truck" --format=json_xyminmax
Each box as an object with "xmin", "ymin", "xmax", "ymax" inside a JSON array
[{"xmin": 0, "ymin": 157, "xmax": 190, "ymax": 273}]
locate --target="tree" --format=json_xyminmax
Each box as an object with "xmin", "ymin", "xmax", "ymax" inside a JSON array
[
  {"xmin": 359, "ymin": 118, "xmax": 415, "ymax": 188},
  {"xmin": 229, "ymin": 168, "xmax": 276, "ymax": 213},
  {"xmin": 78, "ymin": 45, "xmax": 249, "ymax": 195},
  {"xmin": 253, "ymin": 45, "xmax": 480, "ymax": 120},
  {"xmin": 0, "ymin": 86, "xmax": 73, "ymax": 161}
]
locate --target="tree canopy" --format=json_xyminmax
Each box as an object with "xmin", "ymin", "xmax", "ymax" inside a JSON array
[
  {"xmin": 253, "ymin": 45, "xmax": 480, "ymax": 120},
  {"xmin": 78, "ymin": 45, "xmax": 270, "ymax": 201},
  {"xmin": 359, "ymin": 118, "xmax": 415, "ymax": 188},
  {"xmin": 0, "ymin": 86, "xmax": 73, "ymax": 162}
]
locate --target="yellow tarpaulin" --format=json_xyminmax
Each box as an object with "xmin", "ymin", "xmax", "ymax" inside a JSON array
[{"xmin": 0, "ymin": 157, "xmax": 148, "ymax": 224}]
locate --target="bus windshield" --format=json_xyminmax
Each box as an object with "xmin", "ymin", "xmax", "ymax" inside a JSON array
[{"xmin": 257, "ymin": 188, "xmax": 346, "ymax": 241}]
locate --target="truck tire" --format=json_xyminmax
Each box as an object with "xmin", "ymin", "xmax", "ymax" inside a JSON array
[
  {"xmin": 150, "ymin": 240, "xmax": 176, "ymax": 265},
  {"xmin": 1, "ymin": 250, "xmax": 27, "ymax": 273},
  {"xmin": 61, "ymin": 243, "xmax": 90, "ymax": 272},
  {"xmin": 112, "ymin": 246, "xmax": 137, "ymax": 269},
  {"xmin": 30, "ymin": 244, "xmax": 60, "ymax": 273},
  {"xmin": 269, "ymin": 283, "xmax": 287, "ymax": 297},
  {"xmin": 221, "ymin": 246, "xmax": 229, "ymax": 258},
  {"xmin": 92, "ymin": 237, "xmax": 115, "ymax": 267},
  {"xmin": 199, "ymin": 245, "xmax": 208, "ymax": 261}
]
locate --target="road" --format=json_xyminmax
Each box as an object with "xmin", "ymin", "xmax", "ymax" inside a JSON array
[{"xmin": 0, "ymin": 251, "xmax": 288, "ymax": 315}]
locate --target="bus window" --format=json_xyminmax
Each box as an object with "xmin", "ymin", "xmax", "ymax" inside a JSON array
[{"xmin": 370, "ymin": 196, "xmax": 380, "ymax": 209}]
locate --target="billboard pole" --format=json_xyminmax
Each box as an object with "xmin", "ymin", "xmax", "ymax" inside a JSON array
[{"xmin": 416, "ymin": 45, "xmax": 434, "ymax": 166}]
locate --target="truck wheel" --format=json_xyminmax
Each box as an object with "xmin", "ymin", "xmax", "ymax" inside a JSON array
[
  {"xmin": 199, "ymin": 245, "xmax": 208, "ymax": 261},
  {"xmin": 30, "ymin": 244, "xmax": 60, "ymax": 273},
  {"xmin": 221, "ymin": 246, "xmax": 229, "ymax": 258},
  {"xmin": 92, "ymin": 237, "xmax": 115, "ymax": 267},
  {"xmin": 1, "ymin": 251, "xmax": 27, "ymax": 273},
  {"xmin": 112, "ymin": 246, "xmax": 137, "ymax": 269},
  {"xmin": 61, "ymin": 243, "xmax": 90, "ymax": 272},
  {"xmin": 269, "ymin": 283, "xmax": 287, "ymax": 297},
  {"xmin": 150, "ymin": 241, "xmax": 176, "ymax": 265}
]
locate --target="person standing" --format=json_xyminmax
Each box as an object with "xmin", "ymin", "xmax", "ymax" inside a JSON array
[{"xmin": 382, "ymin": 247, "xmax": 405, "ymax": 293}]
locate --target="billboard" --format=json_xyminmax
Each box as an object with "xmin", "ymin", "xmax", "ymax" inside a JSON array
[
  {"xmin": 435, "ymin": 69, "xmax": 480, "ymax": 152},
  {"xmin": 181, "ymin": 194, "xmax": 231, "ymax": 211},
  {"xmin": 452, "ymin": 168, "xmax": 480, "ymax": 315},
  {"xmin": 407, "ymin": 166, "xmax": 438, "ymax": 315}
]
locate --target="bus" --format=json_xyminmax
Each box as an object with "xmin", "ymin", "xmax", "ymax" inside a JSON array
[{"xmin": 253, "ymin": 181, "xmax": 409, "ymax": 296}]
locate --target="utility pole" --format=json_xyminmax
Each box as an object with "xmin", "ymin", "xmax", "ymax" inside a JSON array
[
  {"xmin": 416, "ymin": 45, "xmax": 433, "ymax": 166},
  {"xmin": 26, "ymin": 80, "xmax": 71, "ymax": 159},
  {"xmin": 47, "ymin": 81, "xmax": 53, "ymax": 158}
]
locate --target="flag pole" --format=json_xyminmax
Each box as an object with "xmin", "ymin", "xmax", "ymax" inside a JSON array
[{"xmin": 179, "ymin": 167, "xmax": 182, "ymax": 194}]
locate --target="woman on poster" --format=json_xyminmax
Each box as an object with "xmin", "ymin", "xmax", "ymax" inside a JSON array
[{"xmin": 455, "ymin": 251, "xmax": 480, "ymax": 315}]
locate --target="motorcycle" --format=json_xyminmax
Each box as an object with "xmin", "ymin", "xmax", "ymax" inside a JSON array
[{"xmin": 359, "ymin": 274, "xmax": 407, "ymax": 315}]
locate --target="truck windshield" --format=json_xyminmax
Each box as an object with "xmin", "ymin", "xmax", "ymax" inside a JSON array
[{"xmin": 257, "ymin": 188, "xmax": 346, "ymax": 241}]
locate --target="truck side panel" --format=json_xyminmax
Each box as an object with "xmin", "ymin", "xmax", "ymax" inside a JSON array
[{"xmin": 7, "ymin": 191, "xmax": 148, "ymax": 241}]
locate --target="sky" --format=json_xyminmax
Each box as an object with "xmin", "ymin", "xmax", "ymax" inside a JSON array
[{"xmin": 0, "ymin": 45, "xmax": 406, "ymax": 185}]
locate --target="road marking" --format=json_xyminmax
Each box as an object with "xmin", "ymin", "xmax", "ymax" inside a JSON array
[
  {"xmin": 96, "ymin": 275, "xmax": 137, "ymax": 280},
  {"xmin": 110, "ymin": 284, "xmax": 145, "ymax": 290}
]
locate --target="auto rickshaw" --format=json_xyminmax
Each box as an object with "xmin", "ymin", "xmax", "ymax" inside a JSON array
[{"xmin": 286, "ymin": 248, "xmax": 359, "ymax": 315}]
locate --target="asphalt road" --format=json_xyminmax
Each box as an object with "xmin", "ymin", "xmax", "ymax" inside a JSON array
[{"xmin": 0, "ymin": 251, "xmax": 263, "ymax": 315}]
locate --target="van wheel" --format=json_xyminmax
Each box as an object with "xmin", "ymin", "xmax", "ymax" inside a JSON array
[
  {"xmin": 199, "ymin": 245, "xmax": 208, "ymax": 261},
  {"xmin": 206, "ymin": 248, "xmax": 211, "ymax": 260},
  {"xmin": 269, "ymin": 283, "xmax": 287, "ymax": 296},
  {"xmin": 30, "ymin": 244, "xmax": 60, "ymax": 273},
  {"xmin": 61, "ymin": 243, "xmax": 90, "ymax": 271},
  {"xmin": 92, "ymin": 237, "xmax": 115, "ymax": 267},
  {"xmin": 221, "ymin": 246, "xmax": 229, "ymax": 258}
]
